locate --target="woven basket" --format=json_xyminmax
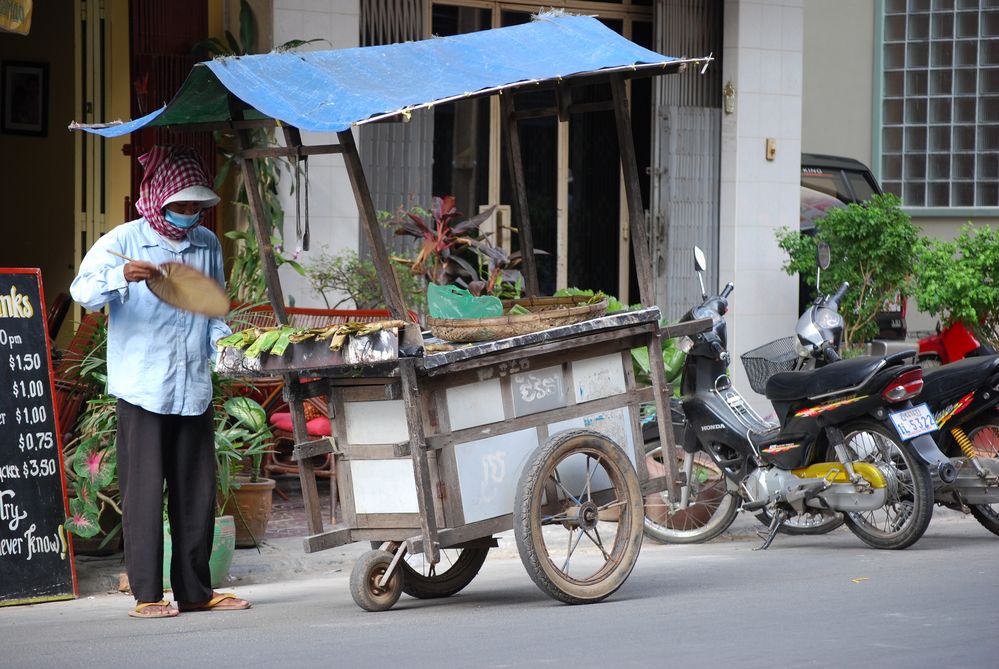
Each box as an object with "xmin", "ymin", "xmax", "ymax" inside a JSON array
[{"xmin": 427, "ymin": 296, "xmax": 609, "ymax": 343}]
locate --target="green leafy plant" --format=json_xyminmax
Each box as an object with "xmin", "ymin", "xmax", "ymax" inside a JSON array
[
  {"xmin": 303, "ymin": 247, "xmax": 426, "ymax": 313},
  {"xmin": 215, "ymin": 396, "xmax": 275, "ymax": 507},
  {"xmin": 62, "ymin": 318, "xmax": 121, "ymax": 542},
  {"xmin": 776, "ymin": 193, "xmax": 919, "ymax": 349},
  {"xmin": 911, "ymin": 223, "xmax": 999, "ymax": 348},
  {"xmin": 388, "ymin": 195, "xmax": 498, "ymax": 287}
]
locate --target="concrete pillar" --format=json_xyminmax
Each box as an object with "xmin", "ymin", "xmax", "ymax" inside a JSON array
[{"xmin": 720, "ymin": 0, "xmax": 804, "ymax": 411}]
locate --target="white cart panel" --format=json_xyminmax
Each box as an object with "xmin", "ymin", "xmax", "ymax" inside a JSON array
[
  {"xmin": 446, "ymin": 377, "xmax": 505, "ymax": 430},
  {"xmin": 571, "ymin": 354, "xmax": 627, "ymax": 402},
  {"xmin": 455, "ymin": 429, "xmax": 539, "ymax": 524},
  {"xmin": 352, "ymin": 459, "xmax": 420, "ymax": 514},
  {"xmin": 345, "ymin": 400, "xmax": 408, "ymax": 444},
  {"xmin": 548, "ymin": 407, "xmax": 636, "ymax": 468}
]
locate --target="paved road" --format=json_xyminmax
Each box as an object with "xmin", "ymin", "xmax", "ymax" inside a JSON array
[{"xmin": 3, "ymin": 514, "xmax": 997, "ymax": 669}]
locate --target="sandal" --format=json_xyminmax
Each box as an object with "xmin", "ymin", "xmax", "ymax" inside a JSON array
[
  {"xmin": 178, "ymin": 592, "xmax": 251, "ymax": 612},
  {"xmin": 128, "ymin": 600, "xmax": 178, "ymax": 619}
]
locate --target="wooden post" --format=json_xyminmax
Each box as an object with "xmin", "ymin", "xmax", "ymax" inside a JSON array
[
  {"xmin": 645, "ymin": 330, "xmax": 680, "ymax": 501},
  {"xmin": 611, "ymin": 77, "xmax": 655, "ymax": 308},
  {"xmin": 228, "ymin": 96, "xmax": 288, "ymax": 323},
  {"xmin": 501, "ymin": 92, "xmax": 540, "ymax": 297},
  {"xmin": 399, "ymin": 359, "xmax": 440, "ymax": 565},
  {"xmin": 337, "ymin": 129, "xmax": 410, "ymax": 323},
  {"xmin": 284, "ymin": 379, "xmax": 324, "ymax": 534}
]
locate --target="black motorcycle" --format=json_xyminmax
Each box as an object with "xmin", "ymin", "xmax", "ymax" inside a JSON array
[
  {"xmin": 689, "ymin": 267, "xmax": 999, "ymax": 538},
  {"xmin": 641, "ymin": 247, "xmax": 955, "ymax": 549}
]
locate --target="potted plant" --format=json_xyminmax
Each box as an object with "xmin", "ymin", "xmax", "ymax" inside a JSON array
[{"xmin": 215, "ymin": 396, "xmax": 276, "ymax": 548}]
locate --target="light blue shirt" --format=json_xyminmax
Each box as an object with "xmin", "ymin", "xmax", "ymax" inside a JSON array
[{"xmin": 70, "ymin": 219, "xmax": 231, "ymax": 416}]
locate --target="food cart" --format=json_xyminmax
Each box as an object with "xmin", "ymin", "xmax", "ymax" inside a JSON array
[{"xmin": 73, "ymin": 14, "xmax": 711, "ymax": 610}]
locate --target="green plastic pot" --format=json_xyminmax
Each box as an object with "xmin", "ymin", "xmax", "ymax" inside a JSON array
[{"xmin": 163, "ymin": 515, "xmax": 236, "ymax": 590}]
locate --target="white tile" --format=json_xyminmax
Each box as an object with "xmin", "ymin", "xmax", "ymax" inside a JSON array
[
  {"xmin": 762, "ymin": 3, "xmax": 783, "ymax": 46},
  {"xmin": 739, "ymin": 2, "xmax": 763, "ymax": 49},
  {"xmin": 760, "ymin": 50, "xmax": 782, "ymax": 95},
  {"xmin": 780, "ymin": 51, "xmax": 802, "ymax": 95},
  {"xmin": 738, "ymin": 48, "xmax": 761, "ymax": 93},
  {"xmin": 781, "ymin": 4, "xmax": 804, "ymax": 51},
  {"xmin": 758, "ymin": 94, "xmax": 781, "ymax": 135}
]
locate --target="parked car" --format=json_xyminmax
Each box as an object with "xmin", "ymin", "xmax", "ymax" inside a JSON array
[{"xmin": 799, "ymin": 153, "xmax": 906, "ymax": 340}]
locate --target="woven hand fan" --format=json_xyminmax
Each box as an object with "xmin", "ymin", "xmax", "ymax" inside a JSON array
[{"xmin": 109, "ymin": 251, "xmax": 230, "ymax": 318}]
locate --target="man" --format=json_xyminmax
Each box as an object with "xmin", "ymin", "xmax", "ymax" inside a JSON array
[{"xmin": 71, "ymin": 145, "xmax": 250, "ymax": 618}]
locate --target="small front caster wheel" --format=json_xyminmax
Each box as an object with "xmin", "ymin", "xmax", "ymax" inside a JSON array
[{"xmin": 350, "ymin": 549, "xmax": 403, "ymax": 612}]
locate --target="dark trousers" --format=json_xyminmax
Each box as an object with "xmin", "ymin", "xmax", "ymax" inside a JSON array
[{"xmin": 116, "ymin": 399, "xmax": 216, "ymax": 603}]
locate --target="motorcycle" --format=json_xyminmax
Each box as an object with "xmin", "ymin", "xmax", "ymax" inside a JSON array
[
  {"xmin": 918, "ymin": 320, "xmax": 996, "ymax": 369},
  {"xmin": 641, "ymin": 247, "xmax": 955, "ymax": 550},
  {"xmin": 735, "ymin": 266, "xmax": 999, "ymax": 537}
]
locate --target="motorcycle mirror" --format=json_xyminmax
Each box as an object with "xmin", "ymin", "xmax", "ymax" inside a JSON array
[
  {"xmin": 693, "ymin": 246, "xmax": 707, "ymax": 272},
  {"xmin": 693, "ymin": 246, "xmax": 707, "ymax": 299},
  {"xmin": 816, "ymin": 241, "xmax": 831, "ymax": 270},
  {"xmin": 815, "ymin": 241, "xmax": 831, "ymax": 293}
]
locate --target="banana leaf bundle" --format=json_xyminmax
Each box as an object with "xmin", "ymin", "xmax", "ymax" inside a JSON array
[{"xmin": 216, "ymin": 320, "xmax": 407, "ymax": 357}]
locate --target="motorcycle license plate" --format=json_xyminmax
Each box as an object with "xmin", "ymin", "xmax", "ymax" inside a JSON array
[{"xmin": 889, "ymin": 403, "xmax": 937, "ymax": 441}]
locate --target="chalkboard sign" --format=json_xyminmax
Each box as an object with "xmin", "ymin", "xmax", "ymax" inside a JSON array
[{"xmin": 0, "ymin": 269, "xmax": 77, "ymax": 606}]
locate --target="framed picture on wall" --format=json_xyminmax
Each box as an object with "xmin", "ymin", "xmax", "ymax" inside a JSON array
[{"xmin": 1, "ymin": 61, "xmax": 48, "ymax": 137}]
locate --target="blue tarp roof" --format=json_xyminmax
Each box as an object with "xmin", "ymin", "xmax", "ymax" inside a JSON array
[{"xmin": 72, "ymin": 14, "xmax": 701, "ymax": 137}]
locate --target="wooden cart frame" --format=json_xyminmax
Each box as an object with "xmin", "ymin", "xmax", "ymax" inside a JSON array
[{"xmin": 74, "ymin": 17, "xmax": 712, "ymax": 608}]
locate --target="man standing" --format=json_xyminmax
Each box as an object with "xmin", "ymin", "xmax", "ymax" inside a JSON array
[{"xmin": 71, "ymin": 145, "xmax": 250, "ymax": 618}]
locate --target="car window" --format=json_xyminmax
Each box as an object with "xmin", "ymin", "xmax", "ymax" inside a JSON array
[
  {"xmin": 801, "ymin": 170, "xmax": 851, "ymax": 203},
  {"xmin": 845, "ymin": 172, "xmax": 878, "ymax": 201}
]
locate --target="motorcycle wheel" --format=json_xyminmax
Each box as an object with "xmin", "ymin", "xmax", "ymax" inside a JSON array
[
  {"xmin": 642, "ymin": 437, "xmax": 739, "ymax": 544},
  {"xmin": 917, "ymin": 354, "xmax": 942, "ymax": 371},
  {"xmin": 963, "ymin": 418, "xmax": 999, "ymax": 538},
  {"xmin": 753, "ymin": 508, "xmax": 845, "ymax": 535},
  {"xmin": 838, "ymin": 420, "xmax": 934, "ymax": 550}
]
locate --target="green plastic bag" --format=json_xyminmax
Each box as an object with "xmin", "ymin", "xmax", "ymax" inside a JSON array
[{"xmin": 427, "ymin": 283, "xmax": 503, "ymax": 319}]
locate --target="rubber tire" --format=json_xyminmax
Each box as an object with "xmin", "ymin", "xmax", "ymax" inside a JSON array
[
  {"xmin": 838, "ymin": 420, "xmax": 934, "ymax": 550},
  {"xmin": 642, "ymin": 437, "xmax": 739, "ymax": 544},
  {"xmin": 961, "ymin": 416, "xmax": 999, "ymax": 538},
  {"xmin": 349, "ymin": 549, "xmax": 403, "ymax": 612},
  {"xmin": 399, "ymin": 546, "xmax": 490, "ymax": 599},
  {"xmin": 514, "ymin": 429, "xmax": 644, "ymax": 604}
]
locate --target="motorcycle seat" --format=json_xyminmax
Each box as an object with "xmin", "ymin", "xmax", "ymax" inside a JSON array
[
  {"xmin": 920, "ymin": 354, "xmax": 999, "ymax": 403},
  {"xmin": 765, "ymin": 355, "xmax": 886, "ymax": 402}
]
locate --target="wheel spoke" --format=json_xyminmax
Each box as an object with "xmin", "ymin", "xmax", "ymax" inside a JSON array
[
  {"xmin": 561, "ymin": 527, "xmax": 583, "ymax": 572},
  {"xmin": 583, "ymin": 455, "xmax": 596, "ymax": 501},
  {"xmin": 552, "ymin": 469, "xmax": 582, "ymax": 505},
  {"xmin": 598, "ymin": 499, "xmax": 627, "ymax": 512},
  {"xmin": 582, "ymin": 525, "xmax": 612, "ymax": 561}
]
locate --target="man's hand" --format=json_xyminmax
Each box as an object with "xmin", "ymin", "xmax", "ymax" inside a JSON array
[{"xmin": 123, "ymin": 260, "xmax": 160, "ymax": 282}]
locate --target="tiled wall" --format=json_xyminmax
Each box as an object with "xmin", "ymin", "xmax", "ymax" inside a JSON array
[
  {"xmin": 272, "ymin": 0, "xmax": 361, "ymax": 308},
  {"xmin": 721, "ymin": 0, "xmax": 803, "ymax": 410}
]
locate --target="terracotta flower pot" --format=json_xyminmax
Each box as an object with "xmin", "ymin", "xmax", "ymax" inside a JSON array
[{"xmin": 221, "ymin": 477, "xmax": 276, "ymax": 548}]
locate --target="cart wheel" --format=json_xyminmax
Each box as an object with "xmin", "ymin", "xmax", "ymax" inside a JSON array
[
  {"xmin": 401, "ymin": 546, "xmax": 490, "ymax": 599},
  {"xmin": 513, "ymin": 429, "xmax": 644, "ymax": 604},
  {"xmin": 349, "ymin": 549, "xmax": 403, "ymax": 612}
]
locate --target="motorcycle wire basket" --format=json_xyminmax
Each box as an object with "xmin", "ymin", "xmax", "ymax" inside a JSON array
[{"xmin": 740, "ymin": 336, "xmax": 799, "ymax": 394}]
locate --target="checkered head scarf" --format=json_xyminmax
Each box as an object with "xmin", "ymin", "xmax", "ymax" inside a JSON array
[{"xmin": 135, "ymin": 145, "xmax": 214, "ymax": 240}]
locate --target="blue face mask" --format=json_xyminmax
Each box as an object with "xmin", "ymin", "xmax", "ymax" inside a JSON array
[{"xmin": 164, "ymin": 209, "xmax": 202, "ymax": 229}]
